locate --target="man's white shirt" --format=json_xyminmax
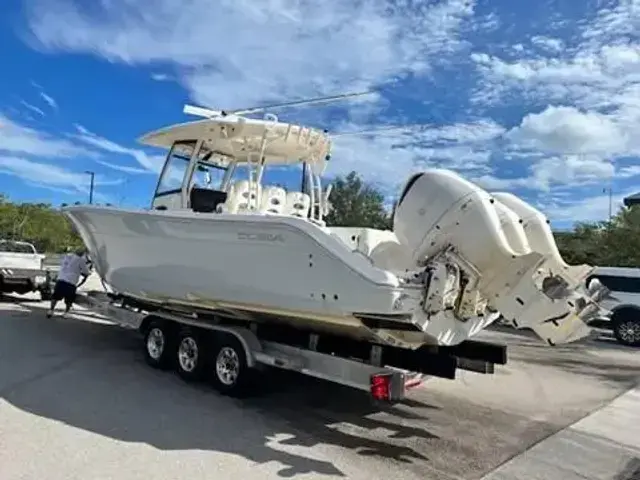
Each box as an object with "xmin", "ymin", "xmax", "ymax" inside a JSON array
[{"xmin": 58, "ymin": 254, "xmax": 90, "ymax": 285}]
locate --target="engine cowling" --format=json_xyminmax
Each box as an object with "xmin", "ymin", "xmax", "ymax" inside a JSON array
[
  {"xmin": 393, "ymin": 169, "xmax": 520, "ymax": 268},
  {"xmin": 392, "ymin": 168, "xmax": 607, "ymax": 346}
]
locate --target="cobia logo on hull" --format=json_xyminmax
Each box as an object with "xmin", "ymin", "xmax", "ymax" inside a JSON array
[{"xmin": 237, "ymin": 232, "xmax": 285, "ymax": 242}]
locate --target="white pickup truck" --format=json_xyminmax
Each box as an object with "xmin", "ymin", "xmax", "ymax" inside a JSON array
[{"xmin": 0, "ymin": 239, "xmax": 54, "ymax": 300}]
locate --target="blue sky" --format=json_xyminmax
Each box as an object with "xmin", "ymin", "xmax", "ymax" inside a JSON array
[{"xmin": 1, "ymin": 0, "xmax": 639, "ymax": 229}]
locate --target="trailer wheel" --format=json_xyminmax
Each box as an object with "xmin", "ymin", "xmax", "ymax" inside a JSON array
[
  {"xmin": 210, "ymin": 334, "xmax": 251, "ymax": 397},
  {"xmin": 175, "ymin": 328, "xmax": 208, "ymax": 382},
  {"xmin": 143, "ymin": 320, "xmax": 175, "ymax": 369}
]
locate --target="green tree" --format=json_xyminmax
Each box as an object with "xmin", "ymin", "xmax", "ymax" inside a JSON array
[
  {"xmin": 0, "ymin": 197, "xmax": 83, "ymax": 253},
  {"xmin": 598, "ymin": 205, "xmax": 640, "ymax": 266},
  {"xmin": 554, "ymin": 205, "xmax": 640, "ymax": 267},
  {"xmin": 325, "ymin": 171, "xmax": 392, "ymax": 230},
  {"xmin": 554, "ymin": 222, "xmax": 605, "ymax": 265}
]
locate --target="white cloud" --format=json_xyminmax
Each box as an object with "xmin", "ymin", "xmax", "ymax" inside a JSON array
[
  {"xmin": 473, "ymin": 11, "xmax": 500, "ymax": 32},
  {"xmin": 29, "ymin": 80, "xmax": 59, "ymax": 110},
  {"xmin": 72, "ymin": 125, "xmax": 164, "ymax": 173},
  {"xmin": 619, "ymin": 164, "xmax": 640, "ymax": 178},
  {"xmin": 24, "ymin": 0, "xmax": 475, "ymax": 109},
  {"xmin": 506, "ymin": 106, "xmax": 629, "ymax": 156},
  {"xmin": 39, "ymin": 91, "xmax": 58, "ymax": 110},
  {"xmin": 580, "ymin": 0, "xmax": 640, "ymax": 49},
  {"xmin": 0, "ymin": 156, "xmax": 120, "ymax": 198},
  {"xmin": 151, "ymin": 73, "xmax": 171, "ymax": 82},
  {"xmin": 528, "ymin": 155, "xmax": 614, "ymax": 191},
  {"xmin": 530, "ymin": 36, "xmax": 564, "ymax": 53},
  {"xmin": 468, "ymin": 154, "xmax": 616, "ymax": 193},
  {"xmin": 470, "ymin": 43, "xmax": 640, "ymax": 107},
  {"xmin": 0, "ymin": 114, "xmax": 95, "ymax": 158},
  {"xmin": 466, "ymin": 2, "xmax": 640, "ymax": 207},
  {"xmin": 471, "ymin": 174, "xmax": 530, "ymax": 191},
  {"xmin": 328, "ymin": 120, "xmax": 504, "ymax": 192},
  {"xmin": 0, "ymin": 115, "xmax": 151, "ymax": 198},
  {"xmin": 542, "ymin": 187, "xmax": 639, "ymax": 226},
  {"xmin": 94, "ymin": 159, "xmax": 150, "ymax": 175},
  {"xmin": 20, "ymin": 100, "xmax": 45, "ymax": 117},
  {"xmin": 470, "ymin": 4, "xmax": 640, "ymax": 137}
]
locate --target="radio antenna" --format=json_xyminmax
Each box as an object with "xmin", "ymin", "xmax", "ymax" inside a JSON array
[
  {"xmin": 331, "ymin": 123, "xmax": 432, "ymax": 137},
  {"xmin": 184, "ymin": 90, "xmax": 376, "ymax": 119}
]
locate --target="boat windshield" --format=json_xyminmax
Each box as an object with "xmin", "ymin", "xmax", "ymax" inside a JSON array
[
  {"xmin": 156, "ymin": 141, "xmax": 194, "ymax": 196},
  {"xmin": 191, "ymin": 162, "xmax": 227, "ymax": 190}
]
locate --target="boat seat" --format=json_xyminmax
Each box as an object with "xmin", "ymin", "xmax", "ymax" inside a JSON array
[
  {"xmin": 286, "ymin": 192, "xmax": 311, "ymax": 218},
  {"xmin": 223, "ymin": 180, "xmax": 262, "ymax": 214},
  {"xmin": 259, "ymin": 186, "xmax": 287, "ymax": 214},
  {"xmin": 190, "ymin": 187, "xmax": 228, "ymax": 213}
]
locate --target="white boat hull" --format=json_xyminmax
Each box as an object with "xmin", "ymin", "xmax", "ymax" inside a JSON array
[{"xmin": 64, "ymin": 206, "xmax": 439, "ymax": 347}]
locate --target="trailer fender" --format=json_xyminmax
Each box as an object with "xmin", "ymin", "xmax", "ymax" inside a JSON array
[{"xmin": 208, "ymin": 326, "xmax": 263, "ymax": 368}]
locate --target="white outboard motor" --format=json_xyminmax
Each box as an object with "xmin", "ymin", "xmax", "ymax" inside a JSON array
[
  {"xmin": 491, "ymin": 198, "xmax": 531, "ymax": 256},
  {"xmin": 392, "ymin": 169, "xmax": 607, "ymax": 346},
  {"xmin": 490, "ymin": 192, "xmax": 592, "ymax": 281}
]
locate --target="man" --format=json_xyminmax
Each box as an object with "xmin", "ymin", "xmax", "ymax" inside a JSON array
[{"xmin": 46, "ymin": 247, "xmax": 91, "ymax": 318}]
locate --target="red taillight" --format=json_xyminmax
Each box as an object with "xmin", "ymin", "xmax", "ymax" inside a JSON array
[{"xmin": 370, "ymin": 373, "xmax": 392, "ymax": 401}]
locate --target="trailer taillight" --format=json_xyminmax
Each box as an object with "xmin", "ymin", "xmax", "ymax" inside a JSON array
[{"xmin": 370, "ymin": 373, "xmax": 392, "ymax": 401}]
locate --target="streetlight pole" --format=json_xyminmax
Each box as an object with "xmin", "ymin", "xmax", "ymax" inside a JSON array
[
  {"xmin": 603, "ymin": 184, "xmax": 613, "ymax": 224},
  {"xmin": 85, "ymin": 170, "xmax": 95, "ymax": 204}
]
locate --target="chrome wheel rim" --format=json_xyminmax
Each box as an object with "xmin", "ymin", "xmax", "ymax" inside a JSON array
[
  {"xmin": 178, "ymin": 337, "xmax": 199, "ymax": 372},
  {"xmin": 618, "ymin": 321, "xmax": 640, "ymax": 344},
  {"xmin": 147, "ymin": 328, "xmax": 165, "ymax": 360},
  {"xmin": 216, "ymin": 347, "xmax": 240, "ymax": 386}
]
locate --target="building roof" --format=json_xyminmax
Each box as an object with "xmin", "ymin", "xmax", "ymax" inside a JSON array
[{"xmin": 623, "ymin": 192, "xmax": 640, "ymax": 207}]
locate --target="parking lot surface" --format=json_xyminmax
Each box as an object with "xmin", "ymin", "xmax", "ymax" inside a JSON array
[{"xmin": 1, "ymin": 295, "xmax": 638, "ymax": 480}]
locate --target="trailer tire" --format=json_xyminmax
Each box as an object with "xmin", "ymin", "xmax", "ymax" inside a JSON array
[
  {"xmin": 143, "ymin": 320, "xmax": 176, "ymax": 369},
  {"xmin": 175, "ymin": 327, "xmax": 208, "ymax": 382},
  {"xmin": 210, "ymin": 334, "xmax": 252, "ymax": 397}
]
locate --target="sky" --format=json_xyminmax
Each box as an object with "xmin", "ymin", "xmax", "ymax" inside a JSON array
[{"xmin": 1, "ymin": 0, "xmax": 639, "ymax": 229}]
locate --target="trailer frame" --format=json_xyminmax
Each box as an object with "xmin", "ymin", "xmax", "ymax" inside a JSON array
[{"xmin": 73, "ymin": 289, "xmax": 508, "ymax": 401}]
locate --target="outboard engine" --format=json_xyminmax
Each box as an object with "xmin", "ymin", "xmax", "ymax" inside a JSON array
[{"xmin": 392, "ymin": 169, "xmax": 608, "ymax": 346}]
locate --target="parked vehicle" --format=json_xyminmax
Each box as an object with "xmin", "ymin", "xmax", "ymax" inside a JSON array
[
  {"xmin": 0, "ymin": 239, "xmax": 54, "ymax": 300},
  {"xmin": 585, "ymin": 266, "xmax": 640, "ymax": 347}
]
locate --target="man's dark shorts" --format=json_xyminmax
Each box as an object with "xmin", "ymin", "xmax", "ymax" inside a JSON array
[{"xmin": 52, "ymin": 280, "xmax": 77, "ymax": 306}]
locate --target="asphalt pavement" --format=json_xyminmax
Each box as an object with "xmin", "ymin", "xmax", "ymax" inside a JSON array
[{"xmin": 0, "ymin": 293, "xmax": 638, "ymax": 480}]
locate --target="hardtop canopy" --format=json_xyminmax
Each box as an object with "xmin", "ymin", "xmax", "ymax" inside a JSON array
[{"xmin": 138, "ymin": 115, "xmax": 332, "ymax": 174}]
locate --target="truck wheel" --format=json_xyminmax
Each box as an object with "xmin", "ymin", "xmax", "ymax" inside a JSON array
[
  {"xmin": 143, "ymin": 320, "xmax": 176, "ymax": 369},
  {"xmin": 175, "ymin": 328, "xmax": 208, "ymax": 382},
  {"xmin": 612, "ymin": 314, "xmax": 640, "ymax": 347},
  {"xmin": 210, "ymin": 334, "xmax": 251, "ymax": 397}
]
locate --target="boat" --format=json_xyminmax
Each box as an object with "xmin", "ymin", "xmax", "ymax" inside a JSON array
[{"xmin": 62, "ymin": 100, "xmax": 609, "ymax": 350}]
